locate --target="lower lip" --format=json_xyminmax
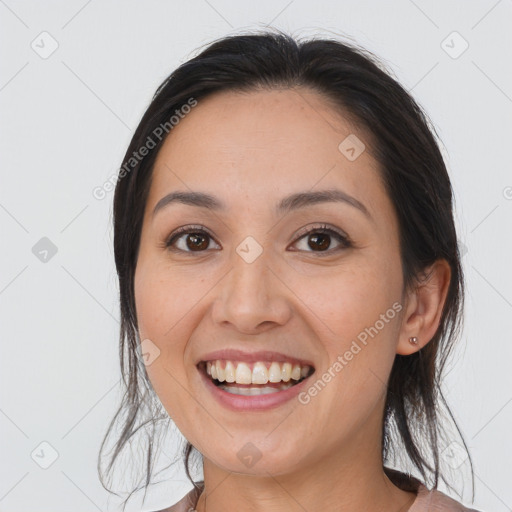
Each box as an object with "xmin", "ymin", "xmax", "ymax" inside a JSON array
[{"xmin": 198, "ymin": 365, "xmax": 314, "ymax": 411}]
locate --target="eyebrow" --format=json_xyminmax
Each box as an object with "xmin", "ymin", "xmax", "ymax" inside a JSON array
[{"xmin": 152, "ymin": 189, "xmax": 372, "ymax": 221}]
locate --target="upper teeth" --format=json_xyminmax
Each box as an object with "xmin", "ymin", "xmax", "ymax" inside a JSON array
[{"xmin": 206, "ymin": 360, "xmax": 311, "ymax": 384}]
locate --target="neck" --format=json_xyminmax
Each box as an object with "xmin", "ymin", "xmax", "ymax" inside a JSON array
[{"xmin": 194, "ymin": 424, "xmax": 416, "ymax": 512}]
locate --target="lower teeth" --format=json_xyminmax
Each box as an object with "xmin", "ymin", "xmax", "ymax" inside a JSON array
[{"xmin": 218, "ymin": 382, "xmax": 297, "ymax": 395}]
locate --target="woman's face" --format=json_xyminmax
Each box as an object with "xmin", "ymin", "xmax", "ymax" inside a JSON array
[{"xmin": 134, "ymin": 88, "xmax": 407, "ymax": 477}]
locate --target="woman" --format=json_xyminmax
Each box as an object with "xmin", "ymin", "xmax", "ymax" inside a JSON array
[{"xmin": 99, "ymin": 30, "xmax": 481, "ymax": 511}]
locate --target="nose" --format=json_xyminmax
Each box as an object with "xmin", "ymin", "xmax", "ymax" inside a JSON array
[{"xmin": 211, "ymin": 247, "xmax": 292, "ymax": 334}]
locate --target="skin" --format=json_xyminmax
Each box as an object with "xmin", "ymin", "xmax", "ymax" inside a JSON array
[{"xmin": 134, "ymin": 87, "xmax": 451, "ymax": 512}]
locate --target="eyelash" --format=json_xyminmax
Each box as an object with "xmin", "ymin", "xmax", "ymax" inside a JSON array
[{"xmin": 164, "ymin": 223, "xmax": 352, "ymax": 256}]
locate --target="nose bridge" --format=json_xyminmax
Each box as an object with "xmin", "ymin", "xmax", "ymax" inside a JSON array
[
  {"xmin": 229, "ymin": 236, "xmax": 273, "ymax": 305},
  {"xmin": 212, "ymin": 236, "xmax": 291, "ymax": 331}
]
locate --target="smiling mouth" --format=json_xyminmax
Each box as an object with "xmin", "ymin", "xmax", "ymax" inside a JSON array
[{"xmin": 198, "ymin": 360, "xmax": 315, "ymax": 396}]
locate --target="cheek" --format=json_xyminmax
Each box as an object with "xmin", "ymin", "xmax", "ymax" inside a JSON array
[
  {"xmin": 299, "ymin": 275, "xmax": 400, "ymax": 439},
  {"xmin": 134, "ymin": 266, "xmax": 189, "ymax": 390},
  {"xmin": 292, "ymin": 260, "xmax": 397, "ymax": 340},
  {"xmin": 134, "ymin": 262, "xmax": 211, "ymax": 422},
  {"xmin": 134, "ymin": 262, "xmax": 197, "ymax": 342},
  {"xmin": 292, "ymin": 259, "xmax": 401, "ymax": 397}
]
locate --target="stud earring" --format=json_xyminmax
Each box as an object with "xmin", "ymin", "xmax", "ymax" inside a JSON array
[{"xmin": 409, "ymin": 336, "xmax": 419, "ymax": 345}]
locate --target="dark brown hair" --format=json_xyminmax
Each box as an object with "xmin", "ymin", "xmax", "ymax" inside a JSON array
[{"xmin": 98, "ymin": 28, "xmax": 473, "ymax": 510}]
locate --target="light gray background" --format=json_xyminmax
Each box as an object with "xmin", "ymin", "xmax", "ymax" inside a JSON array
[{"xmin": 1, "ymin": 1, "xmax": 511, "ymax": 511}]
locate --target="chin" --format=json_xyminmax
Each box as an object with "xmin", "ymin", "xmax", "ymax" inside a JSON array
[{"xmin": 203, "ymin": 441, "xmax": 306, "ymax": 477}]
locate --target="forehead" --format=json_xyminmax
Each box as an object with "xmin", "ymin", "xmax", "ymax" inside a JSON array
[{"xmin": 148, "ymin": 88, "xmax": 388, "ymax": 220}]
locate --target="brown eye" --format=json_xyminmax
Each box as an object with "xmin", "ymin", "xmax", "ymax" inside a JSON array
[
  {"xmin": 307, "ymin": 232, "xmax": 331, "ymax": 251},
  {"xmin": 184, "ymin": 232, "xmax": 210, "ymax": 251},
  {"xmin": 165, "ymin": 226, "xmax": 220, "ymax": 253},
  {"xmin": 291, "ymin": 224, "xmax": 352, "ymax": 255},
  {"xmin": 165, "ymin": 224, "xmax": 351, "ymax": 256}
]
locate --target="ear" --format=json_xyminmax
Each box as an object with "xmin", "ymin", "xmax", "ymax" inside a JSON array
[{"xmin": 396, "ymin": 259, "xmax": 451, "ymax": 355}]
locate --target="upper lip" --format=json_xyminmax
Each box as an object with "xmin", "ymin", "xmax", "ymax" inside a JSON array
[{"xmin": 196, "ymin": 349, "xmax": 315, "ymax": 368}]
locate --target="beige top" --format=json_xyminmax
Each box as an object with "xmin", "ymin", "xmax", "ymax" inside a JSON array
[
  {"xmin": 409, "ymin": 483, "xmax": 480, "ymax": 511},
  {"xmin": 152, "ymin": 481, "xmax": 481, "ymax": 512}
]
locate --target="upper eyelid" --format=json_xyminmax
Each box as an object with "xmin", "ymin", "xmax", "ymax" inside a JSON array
[
  {"xmin": 293, "ymin": 223, "xmax": 348, "ymax": 240},
  {"xmin": 168, "ymin": 223, "xmax": 346, "ymax": 240}
]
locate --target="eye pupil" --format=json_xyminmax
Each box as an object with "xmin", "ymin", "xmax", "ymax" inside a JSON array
[
  {"xmin": 308, "ymin": 233, "xmax": 330, "ymax": 251},
  {"xmin": 187, "ymin": 233, "xmax": 209, "ymax": 251}
]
